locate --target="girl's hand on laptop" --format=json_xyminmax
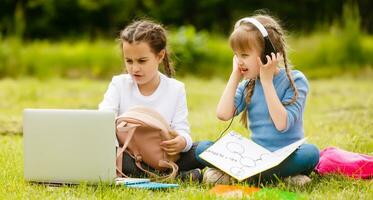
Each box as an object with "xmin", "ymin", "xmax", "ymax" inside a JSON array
[{"xmin": 160, "ymin": 131, "xmax": 186, "ymax": 155}]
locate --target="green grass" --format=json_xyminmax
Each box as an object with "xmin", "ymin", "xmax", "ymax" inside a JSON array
[{"xmin": 1, "ymin": 76, "xmax": 373, "ymax": 199}]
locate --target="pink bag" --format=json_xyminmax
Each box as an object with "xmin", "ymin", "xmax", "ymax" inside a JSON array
[
  {"xmin": 315, "ymin": 147, "xmax": 373, "ymax": 179},
  {"xmin": 115, "ymin": 106, "xmax": 180, "ymax": 181}
]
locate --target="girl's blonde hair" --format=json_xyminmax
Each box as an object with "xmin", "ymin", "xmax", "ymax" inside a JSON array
[
  {"xmin": 229, "ymin": 14, "xmax": 298, "ymax": 128},
  {"xmin": 119, "ymin": 19, "xmax": 174, "ymax": 77}
]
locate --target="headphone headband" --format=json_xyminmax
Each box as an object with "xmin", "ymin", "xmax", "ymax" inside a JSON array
[
  {"xmin": 236, "ymin": 17, "xmax": 268, "ymax": 37},
  {"xmin": 234, "ymin": 17, "xmax": 277, "ymax": 64}
]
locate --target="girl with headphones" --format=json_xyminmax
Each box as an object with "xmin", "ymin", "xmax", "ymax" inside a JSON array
[{"xmin": 203, "ymin": 14, "xmax": 320, "ymax": 186}]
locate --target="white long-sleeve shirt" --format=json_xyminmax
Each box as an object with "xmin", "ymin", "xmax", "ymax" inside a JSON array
[{"xmin": 98, "ymin": 72, "xmax": 192, "ymax": 152}]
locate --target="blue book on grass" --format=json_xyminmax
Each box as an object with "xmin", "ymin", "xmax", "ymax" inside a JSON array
[
  {"xmin": 115, "ymin": 178, "xmax": 150, "ymax": 186},
  {"xmin": 125, "ymin": 182, "xmax": 179, "ymax": 190}
]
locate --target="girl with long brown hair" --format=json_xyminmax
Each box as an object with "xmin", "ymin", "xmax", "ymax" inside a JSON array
[
  {"xmin": 99, "ymin": 19, "xmax": 211, "ymax": 182},
  {"xmin": 205, "ymin": 14, "xmax": 319, "ymax": 185}
]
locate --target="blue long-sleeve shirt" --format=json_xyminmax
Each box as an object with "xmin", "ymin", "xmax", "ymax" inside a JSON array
[{"xmin": 234, "ymin": 68, "xmax": 309, "ymax": 151}]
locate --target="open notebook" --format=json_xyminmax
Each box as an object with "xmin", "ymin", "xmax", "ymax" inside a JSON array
[{"xmin": 200, "ymin": 131, "xmax": 306, "ymax": 181}]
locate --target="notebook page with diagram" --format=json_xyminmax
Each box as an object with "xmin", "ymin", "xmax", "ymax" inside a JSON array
[{"xmin": 199, "ymin": 131, "xmax": 306, "ymax": 181}]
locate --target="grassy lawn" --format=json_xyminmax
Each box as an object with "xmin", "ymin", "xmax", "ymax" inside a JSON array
[{"xmin": 0, "ymin": 76, "xmax": 372, "ymax": 199}]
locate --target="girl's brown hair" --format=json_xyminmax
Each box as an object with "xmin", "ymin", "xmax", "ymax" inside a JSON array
[
  {"xmin": 119, "ymin": 19, "xmax": 175, "ymax": 77},
  {"xmin": 229, "ymin": 14, "xmax": 298, "ymax": 128}
]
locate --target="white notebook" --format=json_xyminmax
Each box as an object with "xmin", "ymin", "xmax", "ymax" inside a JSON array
[{"xmin": 200, "ymin": 131, "xmax": 306, "ymax": 181}]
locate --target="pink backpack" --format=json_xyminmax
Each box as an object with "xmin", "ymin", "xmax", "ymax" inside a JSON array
[
  {"xmin": 115, "ymin": 106, "xmax": 180, "ymax": 181},
  {"xmin": 315, "ymin": 147, "xmax": 373, "ymax": 179}
]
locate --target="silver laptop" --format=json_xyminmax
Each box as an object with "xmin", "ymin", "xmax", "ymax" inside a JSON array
[{"xmin": 23, "ymin": 109, "xmax": 116, "ymax": 184}]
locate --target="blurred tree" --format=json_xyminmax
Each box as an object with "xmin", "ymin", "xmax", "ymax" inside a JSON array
[{"xmin": 0, "ymin": 0, "xmax": 371, "ymax": 39}]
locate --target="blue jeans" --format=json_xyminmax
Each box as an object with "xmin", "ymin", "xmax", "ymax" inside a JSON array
[{"xmin": 195, "ymin": 141, "xmax": 320, "ymax": 183}]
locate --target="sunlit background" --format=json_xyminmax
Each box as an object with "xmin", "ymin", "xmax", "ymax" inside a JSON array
[
  {"xmin": 0, "ymin": 0, "xmax": 372, "ymax": 79},
  {"xmin": 0, "ymin": 1, "xmax": 372, "ymax": 199}
]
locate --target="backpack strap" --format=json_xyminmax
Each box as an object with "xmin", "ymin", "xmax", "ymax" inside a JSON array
[
  {"xmin": 116, "ymin": 123, "xmax": 139, "ymax": 177},
  {"xmin": 158, "ymin": 160, "xmax": 179, "ymax": 181},
  {"xmin": 133, "ymin": 159, "xmax": 179, "ymax": 182}
]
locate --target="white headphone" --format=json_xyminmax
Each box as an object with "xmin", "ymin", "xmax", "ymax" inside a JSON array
[
  {"xmin": 234, "ymin": 17, "xmax": 277, "ymax": 63},
  {"xmin": 235, "ymin": 17, "xmax": 269, "ymax": 37}
]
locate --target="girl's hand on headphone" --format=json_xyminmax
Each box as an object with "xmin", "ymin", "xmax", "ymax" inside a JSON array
[{"xmin": 258, "ymin": 52, "xmax": 281, "ymax": 83}]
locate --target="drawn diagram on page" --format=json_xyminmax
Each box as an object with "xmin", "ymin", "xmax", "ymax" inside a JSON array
[
  {"xmin": 226, "ymin": 141, "xmax": 272, "ymax": 177},
  {"xmin": 199, "ymin": 131, "xmax": 306, "ymax": 180}
]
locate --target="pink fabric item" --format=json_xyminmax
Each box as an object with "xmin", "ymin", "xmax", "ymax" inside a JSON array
[{"xmin": 315, "ymin": 147, "xmax": 373, "ymax": 179}]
